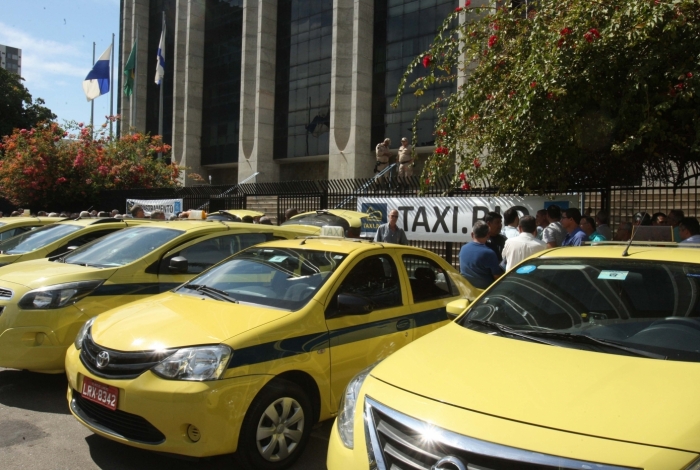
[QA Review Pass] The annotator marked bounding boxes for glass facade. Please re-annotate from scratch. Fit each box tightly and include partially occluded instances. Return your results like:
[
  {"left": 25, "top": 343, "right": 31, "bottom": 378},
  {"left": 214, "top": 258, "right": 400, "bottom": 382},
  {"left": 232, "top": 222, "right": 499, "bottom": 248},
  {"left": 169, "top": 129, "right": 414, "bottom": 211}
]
[
  {"left": 372, "top": 0, "right": 457, "bottom": 149},
  {"left": 201, "top": 0, "right": 243, "bottom": 165},
  {"left": 145, "top": 1, "right": 175, "bottom": 146},
  {"left": 274, "top": 0, "right": 333, "bottom": 160}
]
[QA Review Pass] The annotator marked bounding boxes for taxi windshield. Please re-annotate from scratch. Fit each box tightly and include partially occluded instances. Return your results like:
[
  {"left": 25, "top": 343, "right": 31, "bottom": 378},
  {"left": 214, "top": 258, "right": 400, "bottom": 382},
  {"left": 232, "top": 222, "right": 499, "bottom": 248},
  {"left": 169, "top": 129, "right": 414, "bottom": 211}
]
[
  {"left": 0, "top": 224, "right": 82, "bottom": 254},
  {"left": 63, "top": 227, "right": 184, "bottom": 267},
  {"left": 460, "top": 258, "right": 700, "bottom": 362},
  {"left": 178, "top": 246, "right": 348, "bottom": 310}
]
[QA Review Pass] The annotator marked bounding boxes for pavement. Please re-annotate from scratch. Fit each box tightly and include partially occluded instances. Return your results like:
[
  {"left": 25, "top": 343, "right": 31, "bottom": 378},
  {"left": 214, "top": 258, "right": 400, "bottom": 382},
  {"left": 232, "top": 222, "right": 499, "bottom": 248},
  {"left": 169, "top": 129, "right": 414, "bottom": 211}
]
[{"left": 0, "top": 368, "right": 332, "bottom": 469}]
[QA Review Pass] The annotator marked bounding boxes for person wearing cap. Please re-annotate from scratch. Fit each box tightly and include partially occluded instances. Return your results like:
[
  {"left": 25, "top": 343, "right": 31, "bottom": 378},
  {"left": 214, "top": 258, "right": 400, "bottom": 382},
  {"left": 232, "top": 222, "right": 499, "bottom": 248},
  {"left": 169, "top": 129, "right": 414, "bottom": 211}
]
[
  {"left": 397, "top": 137, "right": 413, "bottom": 188},
  {"left": 374, "top": 138, "right": 392, "bottom": 188}
]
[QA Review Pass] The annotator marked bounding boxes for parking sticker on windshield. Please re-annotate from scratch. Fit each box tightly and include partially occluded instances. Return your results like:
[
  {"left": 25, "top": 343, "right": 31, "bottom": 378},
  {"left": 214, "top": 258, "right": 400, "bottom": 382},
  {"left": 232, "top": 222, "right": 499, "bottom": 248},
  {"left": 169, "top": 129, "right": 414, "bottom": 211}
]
[
  {"left": 598, "top": 270, "right": 628, "bottom": 281},
  {"left": 516, "top": 265, "right": 536, "bottom": 274},
  {"left": 268, "top": 256, "right": 288, "bottom": 263}
]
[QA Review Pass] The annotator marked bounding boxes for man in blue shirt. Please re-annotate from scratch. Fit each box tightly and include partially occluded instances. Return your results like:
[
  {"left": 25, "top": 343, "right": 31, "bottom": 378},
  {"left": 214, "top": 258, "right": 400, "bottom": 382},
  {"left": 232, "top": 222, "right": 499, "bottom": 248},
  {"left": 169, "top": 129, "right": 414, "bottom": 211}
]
[
  {"left": 561, "top": 208, "right": 587, "bottom": 246},
  {"left": 459, "top": 220, "right": 504, "bottom": 289}
]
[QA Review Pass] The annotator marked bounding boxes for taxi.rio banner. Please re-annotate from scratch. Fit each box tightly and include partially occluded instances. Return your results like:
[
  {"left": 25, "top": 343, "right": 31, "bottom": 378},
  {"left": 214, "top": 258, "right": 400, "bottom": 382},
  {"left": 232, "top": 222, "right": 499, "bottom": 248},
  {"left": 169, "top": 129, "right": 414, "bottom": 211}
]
[{"left": 358, "top": 195, "right": 580, "bottom": 242}]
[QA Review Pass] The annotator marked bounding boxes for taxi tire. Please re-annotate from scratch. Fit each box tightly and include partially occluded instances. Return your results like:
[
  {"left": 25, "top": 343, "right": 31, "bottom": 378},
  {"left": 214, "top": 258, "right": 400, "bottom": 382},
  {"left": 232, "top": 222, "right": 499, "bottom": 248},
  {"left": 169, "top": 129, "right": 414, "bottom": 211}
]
[{"left": 237, "top": 378, "right": 313, "bottom": 470}]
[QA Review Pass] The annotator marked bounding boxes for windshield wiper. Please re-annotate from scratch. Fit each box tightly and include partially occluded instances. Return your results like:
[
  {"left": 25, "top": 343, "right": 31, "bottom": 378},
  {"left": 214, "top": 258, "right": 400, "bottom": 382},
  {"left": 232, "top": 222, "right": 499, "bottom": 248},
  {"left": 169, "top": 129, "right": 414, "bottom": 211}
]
[
  {"left": 184, "top": 284, "right": 238, "bottom": 303},
  {"left": 466, "top": 319, "right": 666, "bottom": 359}
]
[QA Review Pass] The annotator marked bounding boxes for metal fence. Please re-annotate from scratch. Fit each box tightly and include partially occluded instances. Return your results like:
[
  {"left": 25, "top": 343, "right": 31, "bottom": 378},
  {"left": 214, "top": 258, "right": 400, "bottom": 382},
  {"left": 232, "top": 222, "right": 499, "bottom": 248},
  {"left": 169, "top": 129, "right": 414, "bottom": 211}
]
[{"left": 97, "top": 178, "right": 699, "bottom": 265}]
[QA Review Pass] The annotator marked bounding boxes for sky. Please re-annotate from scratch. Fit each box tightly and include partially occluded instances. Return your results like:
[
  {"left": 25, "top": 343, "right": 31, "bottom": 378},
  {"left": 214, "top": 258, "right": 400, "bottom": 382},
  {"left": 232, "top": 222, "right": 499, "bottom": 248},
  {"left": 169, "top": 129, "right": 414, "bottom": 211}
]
[{"left": 1, "top": 0, "right": 120, "bottom": 127}]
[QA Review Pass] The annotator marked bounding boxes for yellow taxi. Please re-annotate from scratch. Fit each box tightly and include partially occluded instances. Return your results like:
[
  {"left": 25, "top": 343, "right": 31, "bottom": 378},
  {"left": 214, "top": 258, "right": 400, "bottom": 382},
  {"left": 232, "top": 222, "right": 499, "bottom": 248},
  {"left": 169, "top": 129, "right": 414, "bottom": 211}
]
[
  {"left": 65, "top": 235, "right": 477, "bottom": 468},
  {"left": 282, "top": 209, "right": 370, "bottom": 238},
  {"left": 207, "top": 209, "right": 265, "bottom": 221},
  {"left": 328, "top": 244, "right": 700, "bottom": 470},
  {"left": 0, "top": 217, "right": 149, "bottom": 267},
  {"left": 0, "top": 221, "right": 315, "bottom": 373},
  {"left": 0, "top": 216, "right": 59, "bottom": 241}
]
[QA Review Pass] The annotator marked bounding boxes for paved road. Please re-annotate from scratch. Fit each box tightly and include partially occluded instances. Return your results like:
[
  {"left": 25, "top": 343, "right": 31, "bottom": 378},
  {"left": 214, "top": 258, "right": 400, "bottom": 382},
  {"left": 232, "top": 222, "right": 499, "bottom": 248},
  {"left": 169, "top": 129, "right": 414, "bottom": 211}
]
[{"left": 0, "top": 368, "right": 332, "bottom": 469}]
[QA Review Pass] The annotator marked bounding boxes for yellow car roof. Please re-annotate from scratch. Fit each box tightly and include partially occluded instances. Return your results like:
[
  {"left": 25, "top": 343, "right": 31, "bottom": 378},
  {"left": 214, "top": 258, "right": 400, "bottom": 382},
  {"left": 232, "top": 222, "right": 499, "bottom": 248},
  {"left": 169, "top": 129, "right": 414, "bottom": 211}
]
[
  {"left": 54, "top": 217, "right": 152, "bottom": 228},
  {"left": 251, "top": 237, "right": 387, "bottom": 255},
  {"left": 538, "top": 243, "right": 700, "bottom": 263},
  {"left": 0, "top": 217, "right": 58, "bottom": 227}
]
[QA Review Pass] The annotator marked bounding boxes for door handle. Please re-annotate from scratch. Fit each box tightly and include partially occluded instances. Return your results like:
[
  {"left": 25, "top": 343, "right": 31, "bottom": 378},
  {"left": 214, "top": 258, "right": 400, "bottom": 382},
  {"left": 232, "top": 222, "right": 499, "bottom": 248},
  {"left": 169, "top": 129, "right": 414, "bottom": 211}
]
[{"left": 396, "top": 319, "right": 410, "bottom": 331}]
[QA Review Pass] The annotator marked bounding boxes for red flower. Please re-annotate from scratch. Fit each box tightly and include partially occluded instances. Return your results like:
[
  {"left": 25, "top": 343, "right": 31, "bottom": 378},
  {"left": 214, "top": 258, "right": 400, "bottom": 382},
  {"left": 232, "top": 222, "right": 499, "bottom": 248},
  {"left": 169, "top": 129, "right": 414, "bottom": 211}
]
[
  {"left": 488, "top": 35, "right": 498, "bottom": 48},
  {"left": 560, "top": 27, "right": 572, "bottom": 36},
  {"left": 436, "top": 147, "right": 450, "bottom": 155},
  {"left": 675, "top": 83, "right": 684, "bottom": 90},
  {"left": 687, "top": 72, "right": 694, "bottom": 78},
  {"left": 469, "top": 114, "right": 479, "bottom": 121},
  {"left": 461, "top": 182, "right": 470, "bottom": 190},
  {"left": 547, "top": 92, "right": 554, "bottom": 100},
  {"left": 557, "top": 38, "right": 565, "bottom": 48},
  {"left": 584, "top": 28, "right": 600, "bottom": 43},
  {"left": 425, "top": 178, "right": 431, "bottom": 185},
  {"left": 491, "top": 22, "right": 500, "bottom": 31},
  {"left": 465, "top": 0, "right": 471, "bottom": 6},
  {"left": 509, "top": 90, "right": 516, "bottom": 98},
  {"left": 56, "top": 177, "right": 67, "bottom": 184},
  {"left": 530, "top": 81, "right": 537, "bottom": 88},
  {"left": 422, "top": 54, "right": 432, "bottom": 68},
  {"left": 473, "top": 158, "right": 481, "bottom": 168},
  {"left": 20, "top": 129, "right": 27, "bottom": 135},
  {"left": 455, "top": 6, "right": 463, "bottom": 12},
  {"left": 487, "top": 94, "right": 493, "bottom": 100},
  {"left": 78, "top": 122, "right": 84, "bottom": 128},
  {"left": 459, "top": 172, "right": 466, "bottom": 181}
]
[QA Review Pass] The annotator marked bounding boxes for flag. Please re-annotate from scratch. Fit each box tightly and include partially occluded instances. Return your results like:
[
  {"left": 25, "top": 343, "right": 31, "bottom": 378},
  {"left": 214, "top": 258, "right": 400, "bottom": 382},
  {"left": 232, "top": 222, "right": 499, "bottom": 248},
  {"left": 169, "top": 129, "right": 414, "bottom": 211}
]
[
  {"left": 154, "top": 26, "right": 165, "bottom": 85},
  {"left": 123, "top": 39, "right": 137, "bottom": 97},
  {"left": 82, "top": 45, "right": 111, "bottom": 101}
]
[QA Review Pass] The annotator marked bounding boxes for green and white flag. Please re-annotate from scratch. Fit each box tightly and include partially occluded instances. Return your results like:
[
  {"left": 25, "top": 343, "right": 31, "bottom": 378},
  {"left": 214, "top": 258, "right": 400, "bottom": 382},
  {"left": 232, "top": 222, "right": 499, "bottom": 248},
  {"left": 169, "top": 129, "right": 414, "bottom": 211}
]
[{"left": 123, "top": 39, "right": 137, "bottom": 96}]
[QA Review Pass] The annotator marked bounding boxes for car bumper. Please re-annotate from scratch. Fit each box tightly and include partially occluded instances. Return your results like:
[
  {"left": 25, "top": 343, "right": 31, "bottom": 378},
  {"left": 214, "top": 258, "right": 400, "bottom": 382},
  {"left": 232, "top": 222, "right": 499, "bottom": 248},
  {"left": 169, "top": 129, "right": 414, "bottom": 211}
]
[
  {"left": 65, "top": 345, "right": 272, "bottom": 457},
  {"left": 327, "top": 376, "right": 700, "bottom": 470}
]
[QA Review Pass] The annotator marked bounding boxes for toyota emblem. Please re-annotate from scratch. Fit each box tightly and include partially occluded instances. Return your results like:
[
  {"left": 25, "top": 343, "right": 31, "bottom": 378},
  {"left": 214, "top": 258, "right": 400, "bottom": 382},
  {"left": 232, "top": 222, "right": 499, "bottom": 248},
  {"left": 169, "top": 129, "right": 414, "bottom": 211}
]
[
  {"left": 432, "top": 456, "right": 467, "bottom": 470},
  {"left": 95, "top": 351, "right": 110, "bottom": 369}
]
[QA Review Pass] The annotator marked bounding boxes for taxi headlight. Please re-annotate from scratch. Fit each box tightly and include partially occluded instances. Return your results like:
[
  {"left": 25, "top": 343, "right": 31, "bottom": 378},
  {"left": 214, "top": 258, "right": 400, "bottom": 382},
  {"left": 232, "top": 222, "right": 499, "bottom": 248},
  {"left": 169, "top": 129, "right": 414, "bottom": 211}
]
[
  {"left": 74, "top": 318, "right": 94, "bottom": 350},
  {"left": 18, "top": 280, "right": 105, "bottom": 310},
  {"left": 337, "top": 363, "right": 377, "bottom": 449},
  {"left": 152, "top": 345, "right": 232, "bottom": 381}
]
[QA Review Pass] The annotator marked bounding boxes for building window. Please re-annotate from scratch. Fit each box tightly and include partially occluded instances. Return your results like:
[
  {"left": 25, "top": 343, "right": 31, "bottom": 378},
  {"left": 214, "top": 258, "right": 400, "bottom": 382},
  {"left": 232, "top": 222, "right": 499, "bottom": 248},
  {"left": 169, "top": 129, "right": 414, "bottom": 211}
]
[
  {"left": 372, "top": 0, "right": 457, "bottom": 149},
  {"left": 274, "top": 0, "right": 333, "bottom": 159}
]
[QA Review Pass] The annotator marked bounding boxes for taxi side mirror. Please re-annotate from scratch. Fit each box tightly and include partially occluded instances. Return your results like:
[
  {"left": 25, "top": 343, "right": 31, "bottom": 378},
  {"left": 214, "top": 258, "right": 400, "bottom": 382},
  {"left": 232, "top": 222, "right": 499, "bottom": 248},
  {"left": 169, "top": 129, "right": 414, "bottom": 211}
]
[
  {"left": 168, "top": 256, "right": 189, "bottom": 274},
  {"left": 336, "top": 293, "right": 374, "bottom": 316},
  {"left": 446, "top": 298, "right": 470, "bottom": 320}
]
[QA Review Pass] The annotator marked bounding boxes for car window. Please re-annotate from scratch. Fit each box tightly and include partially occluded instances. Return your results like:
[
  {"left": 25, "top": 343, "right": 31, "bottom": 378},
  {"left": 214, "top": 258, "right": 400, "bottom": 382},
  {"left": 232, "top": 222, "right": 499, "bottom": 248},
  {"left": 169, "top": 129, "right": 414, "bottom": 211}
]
[
  {"left": 0, "top": 226, "right": 33, "bottom": 241},
  {"left": 402, "top": 254, "right": 455, "bottom": 303},
  {"left": 63, "top": 227, "right": 184, "bottom": 267},
  {"left": 0, "top": 224, "right": 83, "bottom": 254},
  {"left": 162, "top": 233, "right": 272, "bottom": 275},
  {"left": 461, "top": 258, "right": 700, "bottom": 361},
  {"left": 326, "top": 254, "right": 402, "bottom": 316},
  {"left": 46, "top": 228, "right": 123, "bottom": 258},
  {"left": 176, "top": 246, "right": 347, "bottom": 310}
]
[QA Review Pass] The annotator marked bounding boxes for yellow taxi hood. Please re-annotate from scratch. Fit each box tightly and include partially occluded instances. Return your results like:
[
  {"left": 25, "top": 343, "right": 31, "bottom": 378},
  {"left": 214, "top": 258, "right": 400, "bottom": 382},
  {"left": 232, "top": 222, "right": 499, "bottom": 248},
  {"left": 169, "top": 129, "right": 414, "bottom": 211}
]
[
  {"left": 371, "top": 322, "right": 700, "bottom": 453},
  {"left": 0, "top": 259, "right": 115, "bottom": 289},
  {"left": 90, "top": 292, "right": 291, "bottom": 351},
  {"left": 0, "top": 253, "right": 22, "bottom": 265}
]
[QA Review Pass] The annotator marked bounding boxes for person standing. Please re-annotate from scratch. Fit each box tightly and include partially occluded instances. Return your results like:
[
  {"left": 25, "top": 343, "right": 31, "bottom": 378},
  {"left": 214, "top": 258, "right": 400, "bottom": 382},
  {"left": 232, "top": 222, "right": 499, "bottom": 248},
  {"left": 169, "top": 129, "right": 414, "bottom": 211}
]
[
  {"left": 542, "top": 205, "right": 566, "bottom": 248},
  {"left": 679, "top": 217, "right": 700, "bottom": 244},
  {"left": 501, "top": 207, "right": 520, "bottom": 239},
  {"left": 535, "top": 209, "right": 548, "bottom": 240},
  {"left": 561, "top": 208, "right": 587, "bottom": 246},
  {"left": 502, "top": 215, "right": 547, "bottom": 271},
  {"left": 374, "top": 209, "right": 408, "bottom": 245},
  {"left": 484, "top": 212, "right": 506, "bottom": 262},
  {"left": 396, "top": 137, "right": 413, "bottom": 188},
  {"left": 580, "top": 216, "right": 606, "bottom": 242},
  {"left": 130, "top": 205, "right": 145, "bottom": 218},
  {"left": 374, "top": 138, "right": 392, "bottom": 187},
  {"left": 594, "top": 210, "right": 612, "bottom": 241},
  {"left": 459, "top": 220, "right": 504, "bottom": 289},
  {"left": 668, "top": 209, "right": 685, "bottom": 242}
]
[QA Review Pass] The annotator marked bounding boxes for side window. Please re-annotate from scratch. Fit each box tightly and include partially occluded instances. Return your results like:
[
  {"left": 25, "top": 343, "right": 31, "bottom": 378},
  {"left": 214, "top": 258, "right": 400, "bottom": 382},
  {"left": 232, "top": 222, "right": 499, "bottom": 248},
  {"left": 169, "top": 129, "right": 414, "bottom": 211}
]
[
  {"left": 165, "top": 233, "right": 270, "bottom": 274},
  {"left": 326, "top": 254, "right": 402, "bottom": 316},
  {"left": 46, "top": 229, "right": 120, "bottom": 258},
  {"left": 402, "top": 255, "right": 454, "bottom": 303},
  {"left": 0, "top": 227, "right": 31, "bottom": 241}
]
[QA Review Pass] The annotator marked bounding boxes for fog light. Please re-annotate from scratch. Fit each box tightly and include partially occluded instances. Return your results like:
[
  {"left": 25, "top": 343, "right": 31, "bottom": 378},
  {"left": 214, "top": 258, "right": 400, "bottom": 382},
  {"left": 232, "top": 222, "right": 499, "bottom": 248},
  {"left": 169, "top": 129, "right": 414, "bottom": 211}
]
[{"left": 187, "top": 424, "right": 201, "bottom": 442}]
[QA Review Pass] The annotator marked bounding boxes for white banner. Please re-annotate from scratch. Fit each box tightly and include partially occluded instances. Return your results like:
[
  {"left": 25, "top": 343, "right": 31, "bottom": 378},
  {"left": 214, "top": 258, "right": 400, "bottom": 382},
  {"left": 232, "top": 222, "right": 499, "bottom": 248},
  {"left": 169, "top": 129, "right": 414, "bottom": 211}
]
[
  {"left": 126, "top": 198, "right": 183, "bottom": 219},
  {"left": 358, "top": 195, "right": 581, "bottom": 242}
]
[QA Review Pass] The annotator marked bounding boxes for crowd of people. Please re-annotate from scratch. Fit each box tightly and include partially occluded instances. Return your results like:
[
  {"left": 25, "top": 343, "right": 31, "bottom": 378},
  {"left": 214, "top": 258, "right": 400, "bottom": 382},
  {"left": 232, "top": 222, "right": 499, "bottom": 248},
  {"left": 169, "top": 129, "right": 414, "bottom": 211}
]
[{"left": 459, "top": 206, "right": 700, "bottom": 290}]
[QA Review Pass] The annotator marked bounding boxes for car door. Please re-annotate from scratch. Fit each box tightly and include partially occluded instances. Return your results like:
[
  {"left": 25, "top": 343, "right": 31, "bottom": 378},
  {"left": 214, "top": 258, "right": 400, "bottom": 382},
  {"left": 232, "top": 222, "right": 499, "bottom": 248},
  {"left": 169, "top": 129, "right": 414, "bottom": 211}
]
[
  {"left": 157, "top": 231, "right": 274, "bottom": 290},
  {"left": 323, "top": 252, "right": 412, "bottom": 408},
  {"left": 399, "top": 252, "right": 457, "bottom": 338}
]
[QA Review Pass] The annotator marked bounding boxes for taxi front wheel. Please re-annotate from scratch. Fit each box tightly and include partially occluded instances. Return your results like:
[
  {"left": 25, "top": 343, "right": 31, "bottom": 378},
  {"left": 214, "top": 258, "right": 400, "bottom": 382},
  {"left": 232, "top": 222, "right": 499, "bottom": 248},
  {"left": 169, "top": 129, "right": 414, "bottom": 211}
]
[{"left": 237, "top": 379, "right": 313, "bottom": 470}]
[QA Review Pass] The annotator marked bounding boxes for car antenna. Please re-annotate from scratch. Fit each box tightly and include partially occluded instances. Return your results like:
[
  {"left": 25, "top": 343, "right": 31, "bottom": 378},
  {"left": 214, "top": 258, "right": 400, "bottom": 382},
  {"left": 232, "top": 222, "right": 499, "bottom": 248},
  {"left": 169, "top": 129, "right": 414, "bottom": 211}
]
[{"left": 621, "top": 221, "right": 640, "bottom": 257}]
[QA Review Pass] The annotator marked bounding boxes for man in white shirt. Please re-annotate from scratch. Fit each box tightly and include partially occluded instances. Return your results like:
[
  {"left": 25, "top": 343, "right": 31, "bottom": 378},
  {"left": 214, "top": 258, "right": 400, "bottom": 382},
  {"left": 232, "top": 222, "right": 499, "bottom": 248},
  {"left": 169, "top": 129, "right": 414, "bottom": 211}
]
[
  {"left": 501, "top": 207, "right": 520, "bottom": 239},
  {"left": 542, "top": 204, "right": 567, "bottom": 248},
  {"left": 502, "top": 215, "right": 547, "bottom": 271}
]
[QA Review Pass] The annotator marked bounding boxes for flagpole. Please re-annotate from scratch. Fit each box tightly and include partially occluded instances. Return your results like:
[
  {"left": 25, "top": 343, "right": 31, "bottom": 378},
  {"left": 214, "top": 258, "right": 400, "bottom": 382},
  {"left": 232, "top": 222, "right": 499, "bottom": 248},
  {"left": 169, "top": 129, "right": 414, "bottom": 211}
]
[
  {"left": 110, "top": 33, "right": 115, "bottom": 138},
  {"left": 158, "top": 11, "right": 165, "bottom": 160},
  {"left": 91, "top": 42, "right": 95, "bottom": 136}
]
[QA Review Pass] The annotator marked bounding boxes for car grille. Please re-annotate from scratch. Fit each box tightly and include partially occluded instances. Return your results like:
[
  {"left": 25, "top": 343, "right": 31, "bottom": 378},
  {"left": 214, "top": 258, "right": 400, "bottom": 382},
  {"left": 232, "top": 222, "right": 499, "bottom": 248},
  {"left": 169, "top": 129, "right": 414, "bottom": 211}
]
[
  {"left": 71, "top": 391, "right": 165, "bottom": 444},
  {"left": 364, "top": 396, "right": 636, "bottom": 470},
  {"left": 80, "top": 332, "right": 175, "bottom": 379},
  {"left": 0, "top": 287, "right": 13, "bottom": 299}
]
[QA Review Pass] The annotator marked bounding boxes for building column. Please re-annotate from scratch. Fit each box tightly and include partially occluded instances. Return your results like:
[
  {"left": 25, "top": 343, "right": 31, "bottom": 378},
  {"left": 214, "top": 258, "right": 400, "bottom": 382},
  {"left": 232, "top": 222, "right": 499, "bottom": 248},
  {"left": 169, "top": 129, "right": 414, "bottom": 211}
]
[
  {"left": 120, "top": 0, "right": 133, "bottom": 130},
  {"left": 131, "top": 0, "right": 149, "bottom": 133},
  {"left": 238, "top": 0, "right": 278, "bottom": 183},
  {"left": 170, "top": 0, "right": 188, "bottom": 166},
  {"left": 328, "top": 0, "right": 374, "bottom": 179},
  {"left": 179, "top": 0, "right": 206, "bottom": 185}
]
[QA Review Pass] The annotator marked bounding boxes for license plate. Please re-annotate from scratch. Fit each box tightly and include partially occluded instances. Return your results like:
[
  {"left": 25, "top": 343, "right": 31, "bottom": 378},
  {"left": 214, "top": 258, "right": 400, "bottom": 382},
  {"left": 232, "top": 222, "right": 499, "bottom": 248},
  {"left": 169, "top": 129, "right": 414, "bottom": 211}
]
[{"left": 81, "top": 376, "right": 118, "bottom": 411}]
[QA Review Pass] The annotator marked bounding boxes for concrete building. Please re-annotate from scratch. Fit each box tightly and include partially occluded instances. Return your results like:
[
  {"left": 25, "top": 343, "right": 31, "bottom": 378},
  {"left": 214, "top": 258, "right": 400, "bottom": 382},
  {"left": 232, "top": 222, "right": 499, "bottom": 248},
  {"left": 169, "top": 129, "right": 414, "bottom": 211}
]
[
  {"left": 118, "top": 0, "right": 463, "bottom": 185},
  {"left": 0, "top": 44, "right": 22, "bottom": 77}
]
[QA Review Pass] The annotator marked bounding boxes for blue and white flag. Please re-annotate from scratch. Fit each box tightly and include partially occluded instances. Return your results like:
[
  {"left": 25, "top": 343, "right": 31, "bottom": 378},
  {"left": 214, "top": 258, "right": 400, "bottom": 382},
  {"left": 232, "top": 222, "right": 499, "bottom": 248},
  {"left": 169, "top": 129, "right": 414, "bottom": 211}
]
[
  {"left": 154, "top": 27, "right": 165, "bottom": 85},
  {"left": 82, "top": 44, "right": 111, "bottom": 101}
]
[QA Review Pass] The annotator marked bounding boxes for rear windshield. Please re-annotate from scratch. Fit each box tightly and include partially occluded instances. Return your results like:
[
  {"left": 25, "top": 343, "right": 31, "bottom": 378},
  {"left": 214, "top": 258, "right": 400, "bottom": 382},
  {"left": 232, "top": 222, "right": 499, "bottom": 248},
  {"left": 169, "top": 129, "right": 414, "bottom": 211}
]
[
  {"left": 63, "top": 227, "right": 184, "bottom": 267},
  {"left": 0, "top": 224, "right": 82, "bottom": 254},
  {"left": 461, "top": 258, "right": 700, "bottom": 361}
]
